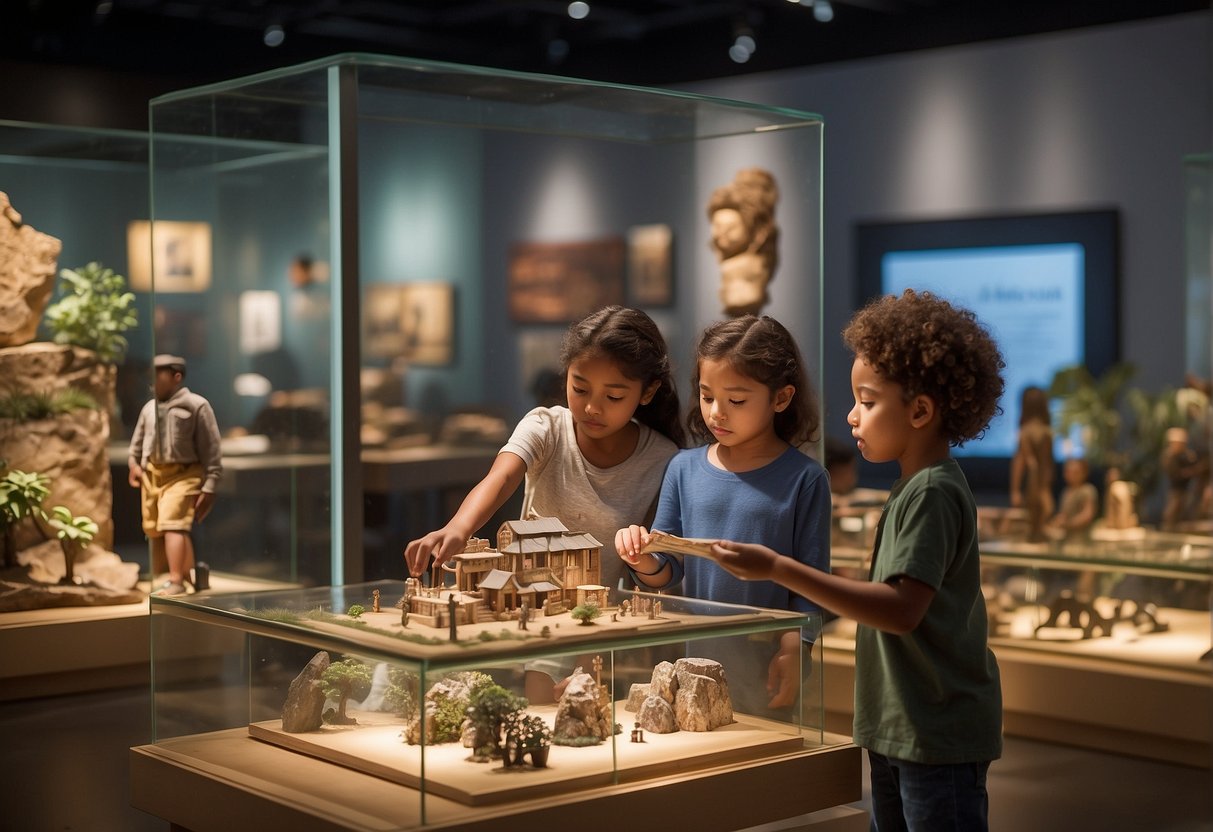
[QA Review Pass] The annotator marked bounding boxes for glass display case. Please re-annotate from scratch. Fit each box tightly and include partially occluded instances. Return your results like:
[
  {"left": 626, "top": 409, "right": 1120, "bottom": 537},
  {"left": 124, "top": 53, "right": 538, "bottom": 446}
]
[
  {"left": 136, "top": 580, "right": 853, "bottom": 829},
  {"left": 146, "top": 54, "right": 824, "bottom": 588},
  {"left": 977, "top": 534, "right": 1211, "bottom": 666}
]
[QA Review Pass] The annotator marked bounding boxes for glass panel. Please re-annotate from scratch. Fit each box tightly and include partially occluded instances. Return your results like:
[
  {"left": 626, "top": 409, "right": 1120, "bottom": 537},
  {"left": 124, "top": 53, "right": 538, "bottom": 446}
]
[
  {"left": 149, "top": 55, "right": 824, "bottom": 590},
  {"left": 150, "top": 582, "right": 826, "bottom": 825}
]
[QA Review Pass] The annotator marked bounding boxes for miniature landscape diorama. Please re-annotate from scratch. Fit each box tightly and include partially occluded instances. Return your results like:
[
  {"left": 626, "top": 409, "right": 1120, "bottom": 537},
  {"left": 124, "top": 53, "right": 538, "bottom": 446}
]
[
  {"left": 0, "top": 192, "right": 143, "bottom": 612},
  {"left": 161, "top": 520, "right": 815, "bottom": 804},
  {"left": 251, "top": 633, "right": 803, "bottom": 806}
]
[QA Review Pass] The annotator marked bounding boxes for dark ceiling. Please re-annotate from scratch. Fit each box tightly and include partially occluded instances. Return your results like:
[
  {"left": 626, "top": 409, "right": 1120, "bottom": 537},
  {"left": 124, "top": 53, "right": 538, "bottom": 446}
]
[{"left": 6, "top": 0, "right": 1209, "bottom": 88}]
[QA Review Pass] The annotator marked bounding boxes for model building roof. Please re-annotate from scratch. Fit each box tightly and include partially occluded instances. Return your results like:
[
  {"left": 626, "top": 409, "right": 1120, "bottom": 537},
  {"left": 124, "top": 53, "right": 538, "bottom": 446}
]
[
  {"left": 502, "top": 517, "right": 569, "bottom": 536},
  {"left": 499, "top": 531, "right": 602, "bottom": 555}
]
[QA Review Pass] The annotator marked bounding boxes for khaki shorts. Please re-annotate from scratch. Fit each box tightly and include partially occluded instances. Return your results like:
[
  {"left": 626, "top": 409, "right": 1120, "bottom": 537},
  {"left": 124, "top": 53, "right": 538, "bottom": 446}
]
[{"left": 141, "top": 461, "right": 203, "bottom": 537}]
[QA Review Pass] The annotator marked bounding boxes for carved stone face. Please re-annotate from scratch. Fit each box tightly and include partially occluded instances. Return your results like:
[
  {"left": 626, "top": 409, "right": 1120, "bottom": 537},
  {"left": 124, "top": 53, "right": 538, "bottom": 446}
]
[
  {"left": 710, "top": 207, "right": 750, "bottom": 260},
  {"left": 718, "top": 251, "right": 769, "bottom": 316}
]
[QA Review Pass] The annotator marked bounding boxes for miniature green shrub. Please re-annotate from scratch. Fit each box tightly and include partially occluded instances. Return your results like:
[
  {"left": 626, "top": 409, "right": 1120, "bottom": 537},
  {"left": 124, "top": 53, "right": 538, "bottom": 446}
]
[
  {"left": 43, "top": 262, "right": 138, "bottom": 363},
  {"left": 0, "top": 388, "right": 99, "bottom": 422}
]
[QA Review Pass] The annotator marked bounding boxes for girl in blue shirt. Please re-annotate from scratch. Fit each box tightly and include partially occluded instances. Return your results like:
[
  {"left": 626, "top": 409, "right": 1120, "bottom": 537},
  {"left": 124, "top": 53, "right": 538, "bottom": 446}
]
[{"left": 616, "top": 315, "right": 831, "bottom": 710}]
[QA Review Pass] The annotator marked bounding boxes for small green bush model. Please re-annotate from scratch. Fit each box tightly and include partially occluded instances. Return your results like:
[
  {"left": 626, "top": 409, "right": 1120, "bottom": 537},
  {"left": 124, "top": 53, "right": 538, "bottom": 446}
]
[{"left": 43, "top": 262, "right": 138, "bottom": 363}]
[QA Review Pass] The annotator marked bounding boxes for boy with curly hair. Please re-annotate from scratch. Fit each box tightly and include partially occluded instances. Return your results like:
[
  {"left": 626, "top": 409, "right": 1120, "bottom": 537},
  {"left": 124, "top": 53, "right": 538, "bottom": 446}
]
[{"left": 712, "top": 289, "right": 1005, "bottom": 831}]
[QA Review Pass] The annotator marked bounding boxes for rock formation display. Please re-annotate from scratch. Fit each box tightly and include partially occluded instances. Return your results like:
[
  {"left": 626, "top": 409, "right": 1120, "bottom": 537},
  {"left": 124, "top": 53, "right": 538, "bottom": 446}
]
[
  {"left": 553, "top": 670, "right": 614, "bottom": 742},
  {"left": 634, "top": 658, "right": 734, "bottom": 734},
  {"left": 282, "top": 651, "right": 331, "bottom": 732},
  {"left": 0, "top": 191, "right": 60, "bottom": 348}
]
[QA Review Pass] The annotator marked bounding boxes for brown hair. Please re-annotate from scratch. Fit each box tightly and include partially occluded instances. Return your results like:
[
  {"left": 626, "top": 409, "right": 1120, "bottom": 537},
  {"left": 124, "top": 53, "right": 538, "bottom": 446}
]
[
  {"left": 687, "top": 315, "right": 819, "bottom": 447},
  {"left": 842, "top": 289, "right": 1005, "bottom": 446},
  {"left": 561, "top": 306, "right": 685, "bottom": 448}
]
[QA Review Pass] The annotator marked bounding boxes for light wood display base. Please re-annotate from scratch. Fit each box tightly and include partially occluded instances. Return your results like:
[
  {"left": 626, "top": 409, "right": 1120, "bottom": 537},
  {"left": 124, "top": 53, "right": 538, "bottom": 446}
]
[
  {"left": 822, "top": 609, "right": 1212, "bottom": 768},
  {"left": 131, "top": 729, "right": 863, "bottom": 831},
  {"left": 0, "top": 573, "right": 299, "bottom": 701},
  {"left": 250, "top": 706, "right": 807, "bottom": 807}
]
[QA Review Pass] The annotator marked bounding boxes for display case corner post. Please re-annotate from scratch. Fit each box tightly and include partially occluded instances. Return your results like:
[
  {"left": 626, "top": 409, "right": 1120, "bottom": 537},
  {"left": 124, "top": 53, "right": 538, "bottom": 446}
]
[{"left": 329, "top": 62, "right": 364, "bottom": 584}]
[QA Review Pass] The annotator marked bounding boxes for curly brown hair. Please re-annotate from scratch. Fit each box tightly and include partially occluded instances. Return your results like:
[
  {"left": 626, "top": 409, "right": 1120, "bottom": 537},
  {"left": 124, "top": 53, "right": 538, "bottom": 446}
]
[
  {"left": 842, "top": 289, "right": 1005, "bottom": 446},
  {"left": 688, "top": 315, "right": 819, "bottom": 447}
]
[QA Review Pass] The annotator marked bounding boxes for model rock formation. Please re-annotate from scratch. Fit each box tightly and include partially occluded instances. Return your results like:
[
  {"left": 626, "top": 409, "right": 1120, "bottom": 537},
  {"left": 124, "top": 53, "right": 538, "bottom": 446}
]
[
  {"left": 0, "top": 191, "right": 60, "bottom": 347},
  {"left": 282, "top": 651, "right": 331, "bottom": 732},
  {"left": 0, "top": 347, "right": 116, "bottom": 550},
  {"left": 553, "top": 670, "right": 614, "bottom": 742},
  {"left": 0, "top": 194, "right": 134, "bottom": 611},
  {"left": 403, "top": 671, "right": 487, "bottom": 745},
  {"left": 633, "top": 658, "right": 734, "bottom": 734}
]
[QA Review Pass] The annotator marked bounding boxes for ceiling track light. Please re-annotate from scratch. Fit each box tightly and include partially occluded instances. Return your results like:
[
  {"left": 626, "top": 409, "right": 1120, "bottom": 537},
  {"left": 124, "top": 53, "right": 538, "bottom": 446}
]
[{"left": 263, "top": 24, "right": 285, "bottom": 47}]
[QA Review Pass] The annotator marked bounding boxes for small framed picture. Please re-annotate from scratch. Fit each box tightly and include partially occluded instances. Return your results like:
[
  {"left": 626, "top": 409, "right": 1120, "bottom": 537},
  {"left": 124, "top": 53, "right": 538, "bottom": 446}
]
[
  {"left": 508, "top": 237, "right": 625, "bottom": 323},
  {"left": 364, "top": 281, "right": 455, "bottom": 365},
  {"left": 127, "top": 220, "right": 212, "bottom": 293},
  {"left": 627, "top": 223, "right": 674, "bottom": 306}
]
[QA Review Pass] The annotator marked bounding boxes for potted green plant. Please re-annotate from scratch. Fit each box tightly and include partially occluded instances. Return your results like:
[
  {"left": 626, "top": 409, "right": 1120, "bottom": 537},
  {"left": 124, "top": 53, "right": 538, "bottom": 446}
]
[
  {"left": 1049, "top": 363, "right": 1183, "bottom": 501},
  {"left": 507, "top": 713, "right": 553, "bottom": 768}
]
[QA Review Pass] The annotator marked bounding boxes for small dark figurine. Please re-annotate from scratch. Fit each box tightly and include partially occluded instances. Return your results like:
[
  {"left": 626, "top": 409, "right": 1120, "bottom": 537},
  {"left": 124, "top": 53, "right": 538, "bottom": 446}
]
[{"left": 631, "top": 723, "right": 645, "bottom": 743}]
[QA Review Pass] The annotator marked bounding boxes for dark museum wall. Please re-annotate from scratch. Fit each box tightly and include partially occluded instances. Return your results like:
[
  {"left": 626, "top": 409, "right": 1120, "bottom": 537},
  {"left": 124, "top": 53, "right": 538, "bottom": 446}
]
[{"left": 683, "top": 12, "right": 1212, "bottom": 465}]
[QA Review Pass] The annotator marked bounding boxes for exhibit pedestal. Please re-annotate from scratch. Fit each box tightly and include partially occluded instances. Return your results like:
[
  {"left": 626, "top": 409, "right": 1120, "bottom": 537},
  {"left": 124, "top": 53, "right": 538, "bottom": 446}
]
[
  {"left": 0, "top": 573, "right": 299, "bottom": 702},
  {"left": 822, "top": 625, "right": 1212, "bottom": 768},
  {"left": 130, "top": 730, "right": 864, "bottom": 831}
]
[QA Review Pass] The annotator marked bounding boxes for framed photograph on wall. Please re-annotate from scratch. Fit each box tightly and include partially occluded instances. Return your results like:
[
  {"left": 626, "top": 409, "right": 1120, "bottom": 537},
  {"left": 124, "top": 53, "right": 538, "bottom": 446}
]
[
  {"left": 508, "top": 237, "right": 625, "bottom": 323},
  {"left": 626, "top": 223, "right": 674, "bottom": 306},
  {"left": 127, "top": 220, "right": 213, "bottom": 293},
  {"left": 364, "top": 281, "right": 455, "bottom": 365}
]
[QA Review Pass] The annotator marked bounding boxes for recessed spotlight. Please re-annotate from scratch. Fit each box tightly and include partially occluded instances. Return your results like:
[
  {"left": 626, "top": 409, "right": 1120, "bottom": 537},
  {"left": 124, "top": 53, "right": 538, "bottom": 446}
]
[
  {"left": 729, "top": 44, "right": 751, "bottom": 63},
  {"left": 567, "top": 1, "right": 589, "bottom": 20},
  {"left": 813, "top": 1, "right": 834, "bottom": 22},
  {"left": 263, "top": 24, "right": 285, "bottom": 47}
]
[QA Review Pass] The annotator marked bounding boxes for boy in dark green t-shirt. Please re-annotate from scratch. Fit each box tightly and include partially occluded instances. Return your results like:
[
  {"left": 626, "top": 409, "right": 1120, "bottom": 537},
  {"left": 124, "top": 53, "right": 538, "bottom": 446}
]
[{"left": 712, "top": 289, "right": 1006, "bottom": 831}]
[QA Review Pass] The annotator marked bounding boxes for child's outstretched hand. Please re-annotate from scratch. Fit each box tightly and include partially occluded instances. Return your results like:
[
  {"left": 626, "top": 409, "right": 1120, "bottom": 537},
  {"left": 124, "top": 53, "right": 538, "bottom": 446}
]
[
  {"left": 711, "top": 540, "right": 781, "bottom": 581},
  {"left": 405, "top": 526, "right": 470, "bottom": 577}
]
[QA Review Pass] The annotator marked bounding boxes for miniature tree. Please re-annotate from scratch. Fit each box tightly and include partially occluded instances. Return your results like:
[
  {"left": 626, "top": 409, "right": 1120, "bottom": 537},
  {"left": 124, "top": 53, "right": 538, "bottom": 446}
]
[
  {"left": 505, "top": 713, "right": 553, "bottom": 766},
  {"left": 465, "top": 683, "right": 527, "bottom": 761},
  {"left": 347, "top": 603, "right": 366, "bottom": 620},
  {"left": 320, "top": 659, "right": 374, "bottom": 725},
  {"left": 384, "top": 666, "right": 418, "bottom": 720},
  {"left": 0, "top": 469, "right": 51, "bottom": 568},
  {"left": 43, "top": 262, "right": 138, "bottom": 363},
  {"left": 42, "top": 505, "right": 98, "bottom": 584},
  {"left": 570, "top": 602, "right": 602, "bottom": 626}
]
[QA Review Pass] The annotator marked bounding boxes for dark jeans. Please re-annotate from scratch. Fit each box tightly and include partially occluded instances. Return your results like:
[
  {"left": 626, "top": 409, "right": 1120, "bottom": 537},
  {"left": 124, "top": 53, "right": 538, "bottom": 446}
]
[{"left": 868, "top": 751, "right": 991, "bottom": 832}]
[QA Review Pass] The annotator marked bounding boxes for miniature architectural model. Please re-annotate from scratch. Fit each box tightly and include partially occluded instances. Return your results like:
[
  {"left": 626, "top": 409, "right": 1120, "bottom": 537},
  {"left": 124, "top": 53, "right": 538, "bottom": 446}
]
[{"left": 404, "top": 516, "right": 606, "bottom": 626}]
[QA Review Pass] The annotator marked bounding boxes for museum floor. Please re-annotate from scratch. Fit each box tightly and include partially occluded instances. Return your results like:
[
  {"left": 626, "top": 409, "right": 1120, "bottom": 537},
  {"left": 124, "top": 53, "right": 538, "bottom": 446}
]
[{"left": 0, "top": 684, "right": 1209, "bottom": 831}]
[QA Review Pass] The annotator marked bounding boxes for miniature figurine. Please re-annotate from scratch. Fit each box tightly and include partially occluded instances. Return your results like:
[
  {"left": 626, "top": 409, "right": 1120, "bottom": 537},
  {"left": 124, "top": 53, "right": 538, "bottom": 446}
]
[
  {"left": 372, "top": 588, "right": 381, "bottom": 613},
  {"left": 1009, "top": 386, "right": 1055, "bottom": 543},
  {"left": 1101, "top": 466, "right": 1139, "bottom": 531},
  {"left": 128, "top": 354, "right": 223, "bottom": 596},
  {"left": 1049, "top": 457, "right": 1098, "bottom": 542},
  {"left": 1161, "top": 427, "right": 1207, "bottom": 530},
  {"left": 707, "top": 168, "right": 780, "bottom": 317},
  {"left": 518, "top": 599, "right": 529, "bottom": 631},
  {"left": 447, "top": 592, "right": 458, "bottom": 641},
  {"left": 631, "top": 722, "right": 645, "bottom": 743}
]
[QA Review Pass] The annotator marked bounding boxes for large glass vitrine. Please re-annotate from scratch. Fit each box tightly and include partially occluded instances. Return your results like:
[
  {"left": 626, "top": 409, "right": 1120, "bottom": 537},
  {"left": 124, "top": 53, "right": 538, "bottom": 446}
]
[{"left": 147, "top": 54, "right": 825, "bottom": 588}]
